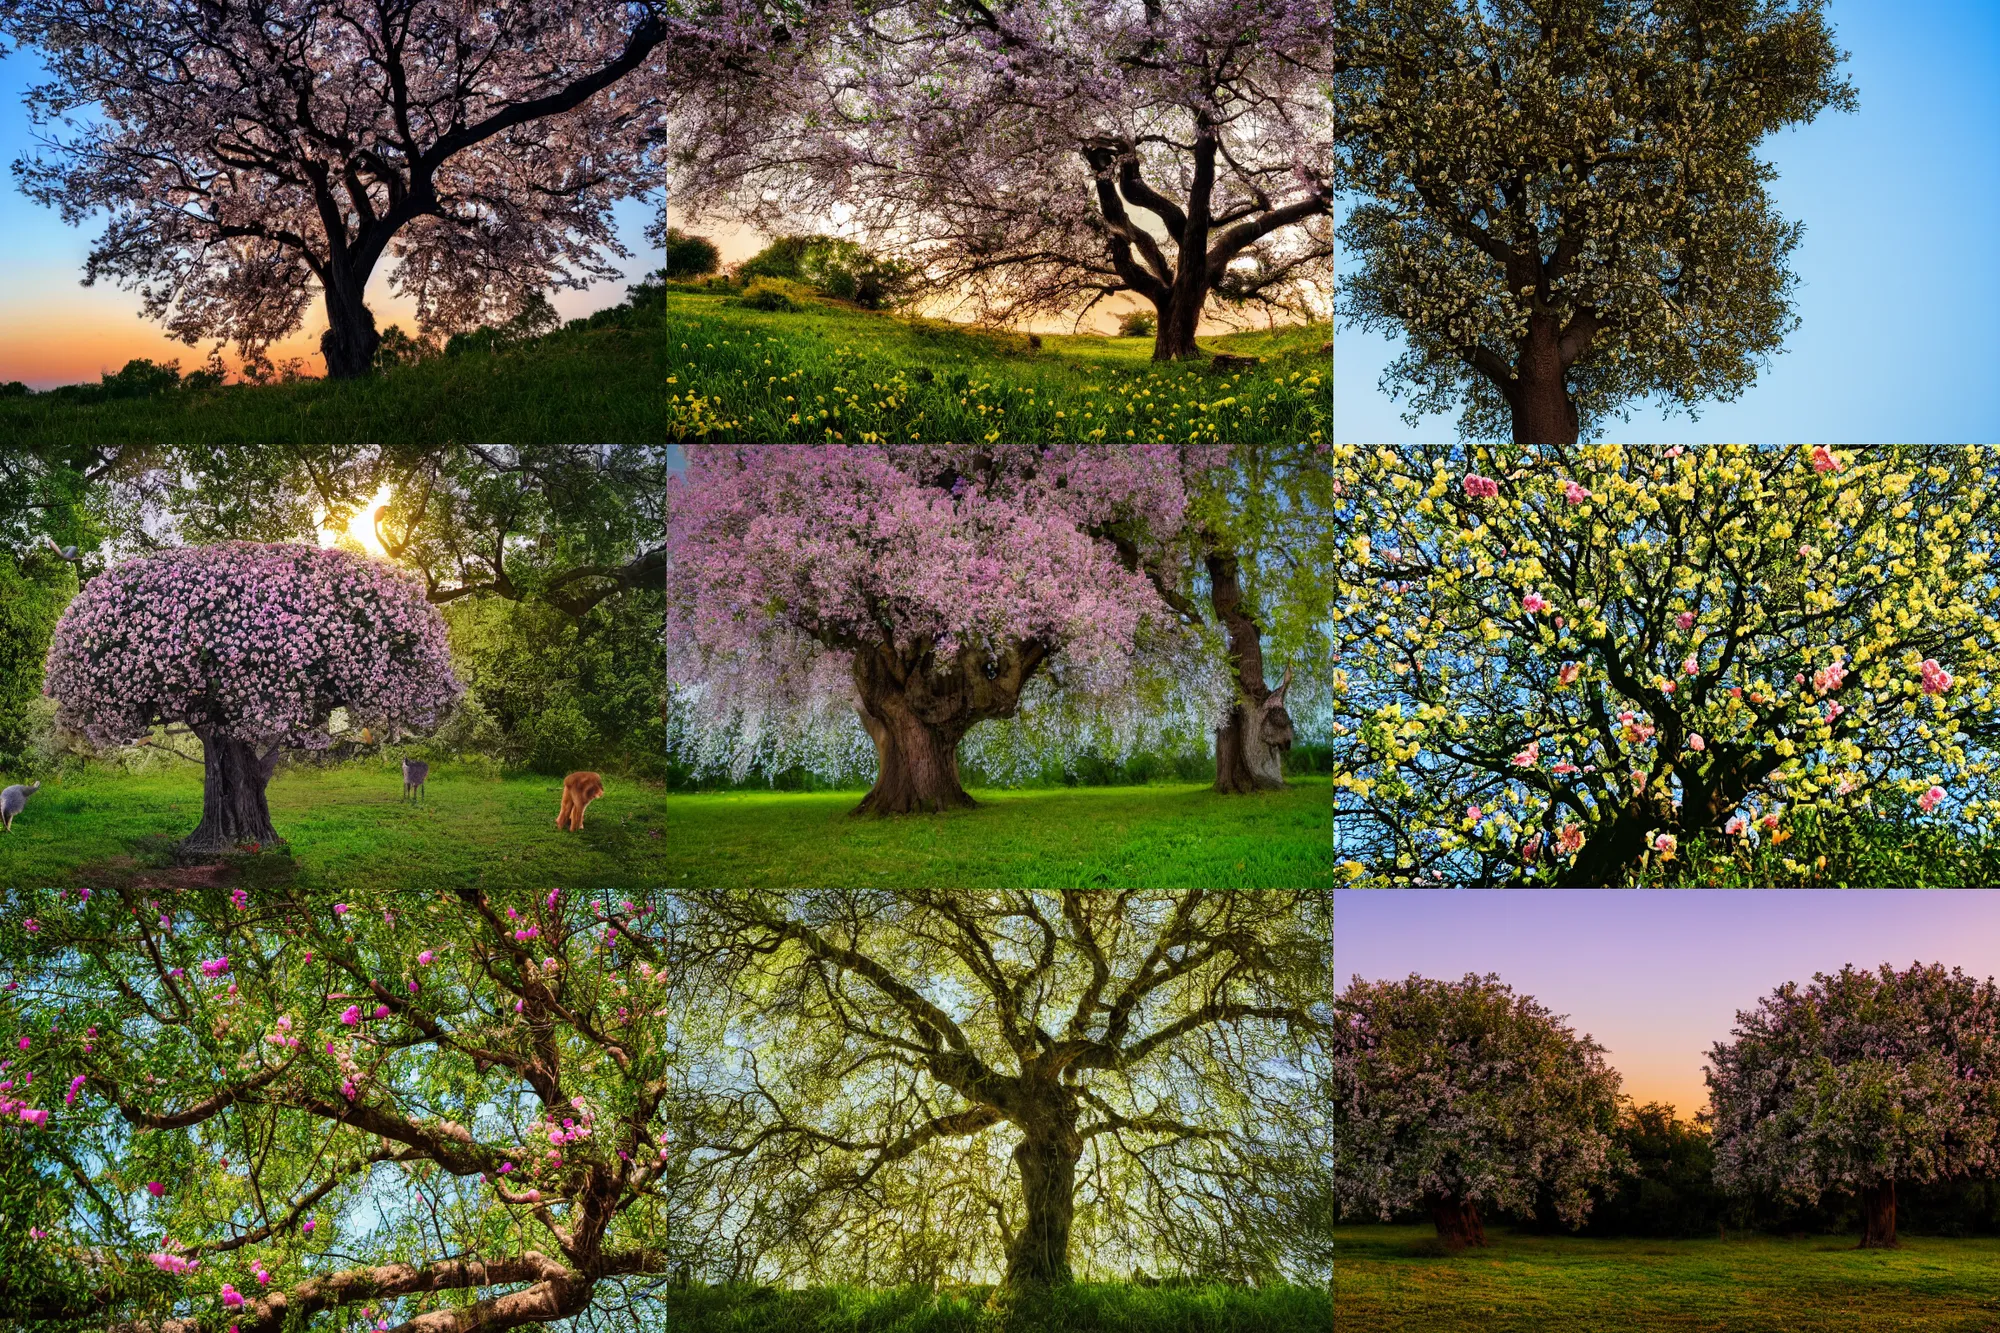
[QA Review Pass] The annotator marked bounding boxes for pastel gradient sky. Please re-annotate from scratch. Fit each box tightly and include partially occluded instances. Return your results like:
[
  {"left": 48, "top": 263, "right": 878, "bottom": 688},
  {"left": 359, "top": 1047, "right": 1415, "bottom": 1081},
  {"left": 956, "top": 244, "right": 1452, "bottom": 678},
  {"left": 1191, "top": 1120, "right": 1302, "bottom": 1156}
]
[
  {"left": 1334, "top": 0, "right": 2000, "bottom": 443},
  {"left": 1334, "top": 890, "right": 2000, "bottom": 1118}
]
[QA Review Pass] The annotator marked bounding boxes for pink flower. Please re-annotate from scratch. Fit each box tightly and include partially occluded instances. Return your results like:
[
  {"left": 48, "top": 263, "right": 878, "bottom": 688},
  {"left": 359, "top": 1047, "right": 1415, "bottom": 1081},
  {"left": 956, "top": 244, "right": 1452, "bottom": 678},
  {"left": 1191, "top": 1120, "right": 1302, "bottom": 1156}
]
[
  {"left": 373, "top": 1005, "right": 390, "bottom": 1019},
  {"left": 1552, "top": 762, "right": 1579, "bottom": 775},
  {"left": 1810, "top": 445, "right": 1843, "bottom": 474},
  {"left": 1920, "top": 659, "right": 1954, "bottom": 695},
  {"left": 1826, "top": 701, "right": 1845, "bottom": 721},
  {"left": 199, "top": 957, "right": 230, "bottom": 978},
  {"left": 498, "top": 1162, "right": 514, "bottom": 1174},
  {"left": 1462, "top": 473, "right": 1499, "bottom": 500},
  {"left": 1521, "top": 592, "right": 1548, "bottom": 614},
  {"left": 221, "top": 1285, "right": 245, "bottom": 1309},
  {"left": 1760, "top": 813, "right": 1780, "bottom": 830},
  {"left": 1467, "top": 805, "right": 1482, "bottom": 822},
  {"left": 417, "top": 950, "right": 434, "bottom": 965},
  {"left": 1665, "top": 446, "right": 1685, "bottom": 459},
  {"left": 342, "top": 1080, "right": 358, "bottom": 1100},
  {"left": 302, "top": 1219, "right": 316, "bottom": 1234},
  {"left": 333, "top": 903, "right": 350, "bottom": 916},
  {"left": 23, "top": 918, "right": 37, "bottom": 934},
  {"left": 1557, "top": 662, "right": 1580, "bottom": 686},
  {"left": 66, "top": 1074, "right": 86, "bottom": 1105},
  {"left": 1725, "top": 816, "right": 1747, "bottom": 836},
  {"left": 1683, "top": 656, "right": 1698, "bottom": 677},
  {"left": 1813, "top": 662, "right": 1847, "bottom": 694},
  {"left": 229, "top": 889, "right": 249, "bottom": 910},
  {"left": 1522, "top": 834, "right": 1542, "bottom": 863},
  {"left": 1675, "top": 611, "right": 1695, "bottom": 631},
  {"left": 1919, "top": 786, "right": 1947, "bottom": 814},
  {"left": 16, "top": 1037, "right": 27, "bottom": 1051},
  {"left": 1511, "top": 740, "right": 1540, "bottom": 768},
  {"left": 340, "top": 1006, "right": 361, "bottom": 1026},
  {"left": 1557, "top": 824, "right": 1585, "bottom": 856},
  {"left": 1563, "top": 480, "right": 1589, "bottom": 505},
  {"left": 1631, "top": 771, "right": 1648, "bottom": 794},
  {"left": 1687, "top": 734, "right": 1706, "bottom": 752},
  {"left": 1653, "top": 833, "right": 1677, "bottom": 855},
  {"left": 408, "top": 980, "right": 419, "bottom": 994},
  {"left": 1661, "top": 681, "right": 1675, "bottom": 694},
  {"left": 147, "top": 1182, "right": 165, "bottom": 1197}
]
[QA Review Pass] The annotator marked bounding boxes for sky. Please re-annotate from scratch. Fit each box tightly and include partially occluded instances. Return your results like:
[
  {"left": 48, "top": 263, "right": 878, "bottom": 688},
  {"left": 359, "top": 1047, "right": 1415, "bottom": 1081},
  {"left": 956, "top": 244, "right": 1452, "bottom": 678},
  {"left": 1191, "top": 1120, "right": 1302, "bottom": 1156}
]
[
  {"left": 1334, "top": 0, "right": 2000, "bottom": 444},
  {"left": 1333, "top": 889, "right": 2000, "bottom": 1117}
]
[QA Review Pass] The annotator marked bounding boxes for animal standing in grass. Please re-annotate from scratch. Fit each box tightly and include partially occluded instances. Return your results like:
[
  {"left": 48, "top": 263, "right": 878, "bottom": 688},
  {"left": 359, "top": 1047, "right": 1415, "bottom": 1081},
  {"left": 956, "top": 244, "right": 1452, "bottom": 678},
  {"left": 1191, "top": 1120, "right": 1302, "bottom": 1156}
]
[
  {"left": 43, "top": 542, "right": 461, "bottom": 856},
  {"left": 1, "top": 781, "right": 39, "bottom": 832},
  {"left": 401, "top": 758, "right": 429, "bottom": 804},
  {"left": 557, "top": 771, "right": 603, "bottom": 831}
]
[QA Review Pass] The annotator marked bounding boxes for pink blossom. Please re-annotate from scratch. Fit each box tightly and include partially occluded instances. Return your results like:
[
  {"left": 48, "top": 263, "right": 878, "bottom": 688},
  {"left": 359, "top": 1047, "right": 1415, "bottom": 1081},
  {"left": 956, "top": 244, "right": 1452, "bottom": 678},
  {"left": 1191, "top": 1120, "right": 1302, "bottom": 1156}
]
[
  {"left": 417, "top": 950, "right": 434, "bottom": 965},
  {"left": 1467, "top": 805, "right": 1482, "bottom": 822},
  {"left": 1675, "top": 611, "right": 1696, "bottom": 631},
  {"left": 342, "top": 1080, "right": 358, "bottom": 1100},
  {"left": 199, "top": 957, "right": 230, "bottom": 978},
  {"left": 1522, "top": 834, "right": 1542, "bottom": 863},
  {"left": 1810, "top": 445, "right": 1843, "bottom": 474},
  {"left": 302, "top": 1219, "right": 316, "bottom": 1234},
  {"left": 373, "top": 1004, "right": 390, "bottom": 1019},
  {"left": 1687, "top": 734, "right": 1706, "bottom": 752},
  {"left": 1556, "top": 825, "right": 1585, "bottom": 856},
  {"left": 23, "top": 918, "right": 37, "bottom": 935},
  {"left": 340, "top": 1006, "right": 361, "bottom": 1025},
  {"left": 1920, "top": 659, "right": 1954, "bottom": 695},
  {"left": 229, "top": 889, "right": 249, "bottom": 910},
  {"left": 408, "top": 980, "right": 419, "bottom": 994},
  {"left": 1683, "top": 657, "right": 1698, "bottom": 677},
  {"left": 1725, "top": 816, "right": 1747, "bottom": 836},
  {"left": 1521, "top": 592, "right": 1548, "bottom": 614},
  {"left": 1552, "top": 762, "right": 1579, "bottom": 775},
  {"left": 221, "top": 1286, "right": 244, "bottom": 1309},
  {"left": 66, "top": 1074, "right": 86, "bottom": 1105},
  {"left": 147, "top": 1182, "right": 165, "bottom": 1197},
  {"left": 1813, "top": 662, "right": 1848, "bottom": 694},
  {"left": 1653, "top": 833, "right": 1677, "bottom": 855},
  {"left": 1556, "top": 662, "right": 1580, "bottom": 686},
  {"left": 1511, "top": 740, "right": 1540, "bottom": 768},
  {"left": 333, "top": 903, "right": 350, "bottom": 916},
  {"left": 1562, "top": 480, "right": 1588, "bottom": 505},
  {"left": 1462, "top": 474, "right": 1500, "bottom": 500},
  {"left": 1632, "top": 771, "right": 1648, "bottom": 794},
  {"left": 1919, "top": 786, "right": 1947, "bottom": 814}
]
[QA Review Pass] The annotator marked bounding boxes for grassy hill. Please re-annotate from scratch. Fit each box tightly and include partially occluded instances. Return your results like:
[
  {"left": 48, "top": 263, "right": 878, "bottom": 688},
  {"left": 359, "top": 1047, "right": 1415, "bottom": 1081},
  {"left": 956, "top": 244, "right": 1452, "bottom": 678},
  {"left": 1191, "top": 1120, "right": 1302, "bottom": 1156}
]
[{"left": 0, "top": 286, "right": 1328, "bottom": 445}]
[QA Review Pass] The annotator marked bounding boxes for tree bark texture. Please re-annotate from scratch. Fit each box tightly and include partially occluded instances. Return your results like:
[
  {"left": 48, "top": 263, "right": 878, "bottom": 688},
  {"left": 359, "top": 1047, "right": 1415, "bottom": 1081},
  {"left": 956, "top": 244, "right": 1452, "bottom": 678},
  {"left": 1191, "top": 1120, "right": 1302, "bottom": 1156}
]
[
  {"left": 1206, "top": 550, "right": 1292, "bottom": 793},
  {"left": 1005, "top": 1125, "right": 1084, "bottom": 1285},
  {"left": 850, "top": 637, "right": 1050, "bottom": 816},
  {"left": 1426, "top": 1193, "right": 1487, "bottom": 1250},
  {"left": 182, "top": 732, "right": 283, "bottom": 856},
  {"left": 320, "top": 278, "right": 382, "bottom": 380},
  {"left": 1860, "top": 1179, "right": 1897, "bottom": 1248}
]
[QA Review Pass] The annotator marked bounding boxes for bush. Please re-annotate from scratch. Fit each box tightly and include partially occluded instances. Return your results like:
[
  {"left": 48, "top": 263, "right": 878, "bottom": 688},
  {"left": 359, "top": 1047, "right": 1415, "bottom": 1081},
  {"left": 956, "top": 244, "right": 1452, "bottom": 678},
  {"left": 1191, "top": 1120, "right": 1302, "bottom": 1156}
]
[
  {"left": 1118, "top": 310, "right": 1157, "bottom": 338},
  {"left": 738, "top": 234, "right": 914, "bottom": 309},
  {"left": 0, "top": 556, "right": 72, "bottom": 767},
  {"left": 664, "top": 228, "right": 722, "bottom": 279},
  {"left": 1640, "top": 792, "right": 2000, "bottom": 888},
  {"left": 518, "top": 698, "right": 601, "bottom": 776},
  {"left": 737, "top": 280, "right": 803, "bottom": 313},
  {"left": 444, "top": 291, "right": 562, "bottom": 356},
  {"left": 372, "top": 323, "right": 439, "bottom": 371}
]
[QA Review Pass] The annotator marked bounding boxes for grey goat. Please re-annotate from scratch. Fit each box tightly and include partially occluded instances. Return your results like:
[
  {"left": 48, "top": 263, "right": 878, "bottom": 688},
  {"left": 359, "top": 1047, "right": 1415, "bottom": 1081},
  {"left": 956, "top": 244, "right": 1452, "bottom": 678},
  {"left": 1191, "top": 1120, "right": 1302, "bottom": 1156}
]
[
  {"left": 1, "top": 781, "right": 40, "bottom": 832},
  {"left": 402, "top": 759, "right": 429, "bottom": 804}
]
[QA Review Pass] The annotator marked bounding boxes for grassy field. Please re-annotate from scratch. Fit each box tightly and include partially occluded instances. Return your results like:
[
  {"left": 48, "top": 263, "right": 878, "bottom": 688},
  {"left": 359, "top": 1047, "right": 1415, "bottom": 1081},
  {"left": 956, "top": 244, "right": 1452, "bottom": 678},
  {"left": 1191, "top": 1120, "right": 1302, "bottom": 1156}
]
[
  {"left": 0, "top": 765, "right": 1330, "bottom": 890},
  {"left": 1336, "top": 1225, "right": 2000, "bottom": 1332},
  {"left": 660, "top": 777, "right": 1332, "bottom": 888},
  {"left": 0, "top": 289, "right": 1327, "bottom": 445},
  {"left": 0, "top": 763, "right": 670, "bottom": 892},
  {"left": 660, "top": 1282, "right": 1331, "bottom": 1333}
]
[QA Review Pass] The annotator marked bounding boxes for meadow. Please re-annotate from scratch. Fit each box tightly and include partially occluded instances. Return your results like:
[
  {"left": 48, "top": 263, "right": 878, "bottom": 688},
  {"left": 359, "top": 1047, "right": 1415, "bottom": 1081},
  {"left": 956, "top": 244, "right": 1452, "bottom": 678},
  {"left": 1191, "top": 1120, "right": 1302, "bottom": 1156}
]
[
  {"left": 659, "top": 1282, "right": 1331, "bottom": 1333},
  {"left": 0, "top": 287, "right": 1328, "bottom": 445},
  {"left": 1335, "top": 1225, "right": 2000, "bottom": 1332},
  {"left": 0, "top": 762, "right": 670, "bottom": 891},
  {"left": 660, "top": 777, "right": 1333, "bottom": 889}
]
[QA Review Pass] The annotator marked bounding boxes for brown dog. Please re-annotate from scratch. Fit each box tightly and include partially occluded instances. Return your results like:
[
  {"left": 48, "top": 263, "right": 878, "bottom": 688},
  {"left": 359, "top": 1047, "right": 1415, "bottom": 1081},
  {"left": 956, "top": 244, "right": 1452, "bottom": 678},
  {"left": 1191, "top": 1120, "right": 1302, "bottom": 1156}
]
[{"left": 556, "top": 771, "right": 604, "bottom": 831}]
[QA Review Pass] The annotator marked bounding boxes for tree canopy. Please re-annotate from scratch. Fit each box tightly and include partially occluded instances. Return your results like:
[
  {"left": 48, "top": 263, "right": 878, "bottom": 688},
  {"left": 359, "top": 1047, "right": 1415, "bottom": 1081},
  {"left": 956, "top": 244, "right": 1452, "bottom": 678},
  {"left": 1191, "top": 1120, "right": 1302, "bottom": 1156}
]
[{"left": 1328, "top": 0, "right": 1853, "bottom": 442}]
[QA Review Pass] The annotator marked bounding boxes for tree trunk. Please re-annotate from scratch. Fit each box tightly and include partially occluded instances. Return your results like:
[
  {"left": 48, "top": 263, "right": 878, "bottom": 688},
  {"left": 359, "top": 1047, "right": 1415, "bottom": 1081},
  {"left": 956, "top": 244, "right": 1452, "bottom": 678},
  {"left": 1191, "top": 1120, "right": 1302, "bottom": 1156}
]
[
  {"left": 852, "top": 694, "right": 974, "bottom": 816},
  {"left": 1005, "top": 1129, "right": 1083, "bottom": 1286},
  {"left": 182, "top": 733, "right": 283, "bottom": 857},
  {"left": 1510, "top": 318, "right": 1580, "bottom": 445},
  {"left": 320, "top": 273, "right": 382, "bottom": 380},
  {"left": 1859, "top": 1180, "right": 1897, "bottom": 1248},
  {"left": 1151, "top": 286, "right": 1206, "bottom": 361},
  {"left": 1206, "top": 550, "right": 1288, "bottom": 793},
  {"left": 1425, "top": 1193, "right": 1487, "bottom": 1250}
]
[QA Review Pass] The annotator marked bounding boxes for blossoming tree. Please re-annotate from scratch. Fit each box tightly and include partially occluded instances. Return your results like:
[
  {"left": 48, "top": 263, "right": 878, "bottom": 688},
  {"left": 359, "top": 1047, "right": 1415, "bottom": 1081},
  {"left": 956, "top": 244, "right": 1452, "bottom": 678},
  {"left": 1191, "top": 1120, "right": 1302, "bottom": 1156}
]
[
  {"left": 663, "top": 445, "right": 1229, "bottom": 814},
  {"left": 1327, "top": 0, "right": 1853, "bottom": 442},
  {"left": 1332, "top": 972, "right": 1623, "bottom": 1249},
  {"left": 1707, "top": 962, "right": 2000, "bottom": 1248},
  {"left": 2, "top": 1, "right": 798, "bottom": 377},
  {"left": 1327, "top": 445, "right": 2000, "bottom": 886},
  {"left": 690, "top": 0, "right": 1332, "bottom": 361},
  {"left": 43, "top": 543, "right": 461, "bottom": 855},
  {"left": 0, "top": 883, "right": 695, "bottom": 1331}
]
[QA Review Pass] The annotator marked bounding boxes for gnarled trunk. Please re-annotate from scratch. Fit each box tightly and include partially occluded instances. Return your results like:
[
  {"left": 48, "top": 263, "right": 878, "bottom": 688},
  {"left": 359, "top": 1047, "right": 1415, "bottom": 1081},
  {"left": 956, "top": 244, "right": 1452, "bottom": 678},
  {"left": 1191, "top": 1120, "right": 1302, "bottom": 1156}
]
[
  {"left": 1425, "top": 1193, "right": 1487, "bottom": 1250},
  {"left": 320, "top": 275, "right": 382, "bottom": 380},
  {"left": 1859, "top": 1179, "right": 1897, "bottom": 1248},
  {"left": 1206, "top": 550, "right": 1290, "bottom": 793},
  {"left": 1510, "top": 317, "right": 1580, "bottom": 445},
  {"left": 1150, "top": 284, "right": 1206, "bottom": 361},
  {"left": 182, "top": 732, "right": 283, "bottom": 856},
  {"left": 1005, "top": 1125, "right": 1083, "bottom": 1286},
  {"left": 853, "top": 695, "right": 974, "bottom": 816},
  {"left": 849, "top": 638, "right": 1050, "bottom": 816}
]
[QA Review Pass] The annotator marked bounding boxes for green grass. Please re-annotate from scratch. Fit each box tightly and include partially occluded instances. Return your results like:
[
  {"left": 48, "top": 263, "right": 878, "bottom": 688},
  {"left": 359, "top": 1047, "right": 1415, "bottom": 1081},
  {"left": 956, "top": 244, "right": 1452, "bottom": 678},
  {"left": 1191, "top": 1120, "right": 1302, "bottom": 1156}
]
[
  {"left": 659, "top": 1282, "right": 1330, "bottom": 1333},
  {"left": 1335, "top": 1225, "right": 2000, "bottom": 1332},
  {"left": 0, "top": 292, "right": 1326, "bottom": 445},
  {"left": 659, "top": 777, "right": 1332, "bottom": 888},
  {"left": 0, "top": 763, "right": 670, "bottom": 892}
]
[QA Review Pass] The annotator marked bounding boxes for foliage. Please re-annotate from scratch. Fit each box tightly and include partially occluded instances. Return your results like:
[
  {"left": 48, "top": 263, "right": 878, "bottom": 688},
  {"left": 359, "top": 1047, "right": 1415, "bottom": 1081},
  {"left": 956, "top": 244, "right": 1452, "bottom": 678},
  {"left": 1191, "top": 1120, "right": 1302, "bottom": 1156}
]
[
  {"left": 662, "top": 445, "right": 1231, "bottom": 797},
  {"left": 0, "top": 764, "right": 671, "bottom": 892},
  {"left": 1633, "top": 794, "right": 2000, "bottom": 888},
  {"left": 1332, "top": 1226, "right": 2000, "bottom": 1333},
  {"left": 1326, "top": 445, "right": 2000, "bottom": 887},
  {"left": 44, "top": 542, "right": 461, "bottom": 754},
  {"left": 1118, "top": 312, "right": 1157, "bottom": 339},
  {"left": 739, "top": 280, "right": 805, "bottom": 312},
  {"left": 665, "top": 229, "right": 724, "bottom": 280},
  {"left": 663, "top": 891, "right": 1331, "bottom": 1287},
  {"left": 693, "top": 2, "right": 1332, "bottom": 358},
  {"left": 737, "top": 235, "right": 915, "bottom": 309},
  {"left": 0, "top": 0, "right": 791, "bottom": 374},
  {"left": 659, "top": 1281, "right": 1333, "bottom": 1333},
  {"left": 1328, "top": 0, "right": 1855, "bottom": 441},
  {"left": 1332, "top": 973, "right": 1624, "bottom": 1228},
  {"left": 1706, "top": 963, "right": 2000, "bottom": 1208},
  {"left": 655, "top": 779, "right": 1333, "bottom": 889},
  {"left": 0, "top": 554, "right": 74, "bottom": 766}
]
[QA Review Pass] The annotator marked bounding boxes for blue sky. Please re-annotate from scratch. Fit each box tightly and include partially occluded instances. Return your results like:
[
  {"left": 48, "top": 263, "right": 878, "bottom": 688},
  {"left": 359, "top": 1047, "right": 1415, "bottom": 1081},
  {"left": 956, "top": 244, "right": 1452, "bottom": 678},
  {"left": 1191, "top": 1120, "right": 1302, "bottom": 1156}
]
[
  {"left": 1334, "top": 0, "right": 2000, "bottom": 444},
  {"left": 1335, "top": 889, "right": 2000, "bottom": 1117}
]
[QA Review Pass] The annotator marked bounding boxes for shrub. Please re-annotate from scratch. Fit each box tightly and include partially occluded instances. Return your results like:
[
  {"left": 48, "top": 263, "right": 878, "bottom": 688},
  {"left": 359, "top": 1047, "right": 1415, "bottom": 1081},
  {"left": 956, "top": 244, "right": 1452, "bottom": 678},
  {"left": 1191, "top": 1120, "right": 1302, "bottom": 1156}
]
[
  {"left": 738, "top": 234, "right": 914, "bottom": 309},
  {"left": 1118, "top": 309, "right": 1157, "bottom": 338},
  {"left": 664, "top": 227, "right": 722, "bottom": 279},
  {"left": 372, "top": 323, "right": 439, "bottom": 371},
  {"left": 736, "top": 279, "right": 805, "bottom": 312}
]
